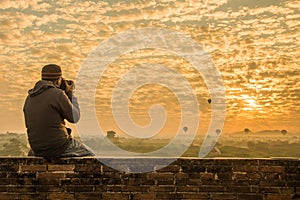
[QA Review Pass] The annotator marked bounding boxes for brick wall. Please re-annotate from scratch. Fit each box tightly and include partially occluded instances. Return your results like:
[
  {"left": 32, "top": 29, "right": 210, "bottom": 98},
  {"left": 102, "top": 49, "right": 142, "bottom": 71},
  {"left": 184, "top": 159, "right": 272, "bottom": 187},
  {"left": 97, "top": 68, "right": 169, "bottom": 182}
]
[{"left": 0, "top": 157, "right": 299, "bottom": 200}]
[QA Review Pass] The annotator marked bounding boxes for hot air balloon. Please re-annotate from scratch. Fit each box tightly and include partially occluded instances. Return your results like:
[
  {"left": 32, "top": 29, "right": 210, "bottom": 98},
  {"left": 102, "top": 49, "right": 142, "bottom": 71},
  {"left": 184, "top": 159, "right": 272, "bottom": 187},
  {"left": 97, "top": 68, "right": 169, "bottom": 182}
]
[
  {"left": 215, "top": 129, "right": 221, "bottom": 135},
  {"left": 183, "top": 126, "right": 188, "bottom": 133},
  {"left": 208, "top": 99, "right": 212, "bottom": 104}
]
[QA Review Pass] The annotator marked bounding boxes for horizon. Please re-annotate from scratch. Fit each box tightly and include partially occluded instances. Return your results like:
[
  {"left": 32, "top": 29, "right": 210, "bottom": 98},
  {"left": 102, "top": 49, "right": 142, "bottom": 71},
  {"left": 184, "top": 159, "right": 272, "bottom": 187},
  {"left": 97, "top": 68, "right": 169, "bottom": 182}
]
[{"left": 0, "top": 0, "right": 299, "bottom": 138}]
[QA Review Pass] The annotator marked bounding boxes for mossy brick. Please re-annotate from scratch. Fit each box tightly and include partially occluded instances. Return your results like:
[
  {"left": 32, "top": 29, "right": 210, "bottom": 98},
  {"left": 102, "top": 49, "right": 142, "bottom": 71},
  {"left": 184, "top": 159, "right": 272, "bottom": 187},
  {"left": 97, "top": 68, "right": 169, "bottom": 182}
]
[
  {"left": 47, "top": 164, "right": 75, "bottom": 171},
  {"left": 19, "top": 165, "right": 47, "bottom": 172},
  {"left": 47, "top": 192, "right": 74, "bottom": 200}
]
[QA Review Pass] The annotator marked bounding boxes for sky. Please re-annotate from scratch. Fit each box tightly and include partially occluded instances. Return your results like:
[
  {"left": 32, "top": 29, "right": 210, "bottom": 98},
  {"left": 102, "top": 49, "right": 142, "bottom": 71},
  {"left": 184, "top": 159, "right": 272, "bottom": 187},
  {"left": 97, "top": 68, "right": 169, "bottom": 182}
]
[{"left": 0, "top": 0, "right": 299, "bottom": 137}]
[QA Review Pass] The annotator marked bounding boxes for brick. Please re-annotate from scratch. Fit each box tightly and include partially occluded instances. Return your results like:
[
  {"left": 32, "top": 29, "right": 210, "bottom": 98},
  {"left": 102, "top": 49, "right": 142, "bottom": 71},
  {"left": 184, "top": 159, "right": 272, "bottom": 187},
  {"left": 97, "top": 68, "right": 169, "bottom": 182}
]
[
  {"left": 232, "top": 172, "right": 247, "bottom": 180},
  {"left": 0, "top": 165, "right": 19, "bottom": 172},
  {"left": 210, "top": 193, "right": 236, "bottom": 200},
  {"left": 198, "top": 185, "right": 225, "bottom": 192},
  {"left": 19, "top": 165, "right": 47, "bottom": 172},
  {"left": 47, "top": 193, "right": 74, "bottom": 200},
  {"left": 183, "top": 193, "right": 210, "bottom": 199},
  {"left": 156, "top": 193, "right": 183, "bottom": 199},
  {"left": 296, "top": 187, "right": 300, "bottom": 195},
  {"left": 147, "top": 172, "right": 174, "bottom": 180},
  {"left": 6, "top": 185, "right": 36, "bottom": 193},
  {"left": 233, "top": 165, "right": 258, "bottom": 172},
  {"left": 149, "top": 185, "right": 175, "bottom": 192},
  {"left": 237, "top": 193, "right": 263, "bottom": 200},
  {"left": 188, "top": 178, "right": 202, "bottom": 186},
  {"left": 259, "top": 166, "right": 284, "bottom": 173},
  {"left": 177, "top": 186, "right": 198, "bottom": 193},
  {"left": 0, "top": 178, "right": 10, "bottom": 185},
  {"left": 122, "top": 185, "right": 149, "bottom": 192},
  {"left": 47, "top": 164, "right": 75, "bottom": 172},
  {"left": 0, "top": 193, "right": 19, "bottom": 200},
  {"left": 133, "top": 193, "right": 156, "bottom": 199},
  {"left": 66, "top": 185, "right": 94, "bottom": 192},
  {"left": 247, "top": 172, "right": 262, "bottom": 179},
  {"left": 260, "top": 187, "right": 282, "bottom": 193},
  {"left": 74, "top": 164, "right": 101, "bottom": 172},
  {"left": 36, "top": 185, "right": 63, "bottom": 192},
  {"left": 265, "top": 194, "right": 293, "bottom": 200},
  {"left": 155, "top": 164, "right": 181, "bottom": 173},
  {"left": 102, "top": 192, "right": 130, "bottom": 200},
  {"left": 37, "top": 172, "right": 66, "bottom": 179},
  {"left": 75, "top": 192, "right": 101, "bottom": 200},
  {"left": 19, "top": 193, "right": 47, "bottom": 200}
]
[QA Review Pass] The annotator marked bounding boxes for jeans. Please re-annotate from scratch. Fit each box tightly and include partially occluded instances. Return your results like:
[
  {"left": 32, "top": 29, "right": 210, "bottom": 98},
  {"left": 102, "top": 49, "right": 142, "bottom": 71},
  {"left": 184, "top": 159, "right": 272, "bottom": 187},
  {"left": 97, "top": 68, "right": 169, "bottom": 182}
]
[{"left": 28, "top": 138, "right": 95, "bottom": 157}]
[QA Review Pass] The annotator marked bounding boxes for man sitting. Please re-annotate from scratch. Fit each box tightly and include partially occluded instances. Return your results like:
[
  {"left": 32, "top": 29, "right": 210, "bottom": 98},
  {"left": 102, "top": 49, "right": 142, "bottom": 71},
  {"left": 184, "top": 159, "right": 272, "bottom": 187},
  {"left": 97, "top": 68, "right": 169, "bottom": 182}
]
[{"left": 23, "top": 64, "right": 94, "bottom": 159}]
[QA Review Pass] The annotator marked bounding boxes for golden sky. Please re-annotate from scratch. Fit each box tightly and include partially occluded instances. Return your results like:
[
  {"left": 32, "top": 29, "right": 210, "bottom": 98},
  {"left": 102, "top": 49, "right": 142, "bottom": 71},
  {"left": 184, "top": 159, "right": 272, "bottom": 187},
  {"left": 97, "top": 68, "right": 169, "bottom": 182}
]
[{"left": 0, "top": 0, "right": 299, "bottom": 136}]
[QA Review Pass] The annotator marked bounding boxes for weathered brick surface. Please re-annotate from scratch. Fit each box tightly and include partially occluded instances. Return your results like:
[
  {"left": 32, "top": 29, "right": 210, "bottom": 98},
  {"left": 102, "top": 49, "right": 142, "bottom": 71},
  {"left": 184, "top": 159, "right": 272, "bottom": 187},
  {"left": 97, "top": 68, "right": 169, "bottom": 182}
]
[{"left": 0, "top": 157, "right": 299, "bottom": 199}]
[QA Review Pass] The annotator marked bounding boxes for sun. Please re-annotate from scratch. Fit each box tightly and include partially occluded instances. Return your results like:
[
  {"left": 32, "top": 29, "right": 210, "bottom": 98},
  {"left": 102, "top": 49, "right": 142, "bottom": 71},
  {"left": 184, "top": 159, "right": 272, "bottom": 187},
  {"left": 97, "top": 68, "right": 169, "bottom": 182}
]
[
  {"left": 240, "top": 95, "right": 258, "bottom": 111},
  {"left": 246, "top": 99, "right": 257, "bottom": 107}
]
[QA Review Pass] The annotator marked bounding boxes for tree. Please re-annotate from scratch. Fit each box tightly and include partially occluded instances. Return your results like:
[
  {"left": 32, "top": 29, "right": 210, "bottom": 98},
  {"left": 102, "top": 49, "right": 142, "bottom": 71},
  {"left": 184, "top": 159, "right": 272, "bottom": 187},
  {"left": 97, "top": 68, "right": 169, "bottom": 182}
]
[
  {"left": 244, "top": 128, "right": 250, "bottom": 134},
  {"left": 106, "top": 130, "right": 117, "bottom": 139},
  {"left": 281, "top": 129, "right": 287, "bottom": 135}
]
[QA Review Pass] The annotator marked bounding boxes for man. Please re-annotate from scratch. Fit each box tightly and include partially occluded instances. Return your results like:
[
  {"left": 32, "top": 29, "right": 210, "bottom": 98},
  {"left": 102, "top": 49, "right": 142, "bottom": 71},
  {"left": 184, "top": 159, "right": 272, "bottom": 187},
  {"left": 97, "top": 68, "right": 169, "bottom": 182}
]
[{"left": 23, "top": 64, "right": 94, "bottom": 159}]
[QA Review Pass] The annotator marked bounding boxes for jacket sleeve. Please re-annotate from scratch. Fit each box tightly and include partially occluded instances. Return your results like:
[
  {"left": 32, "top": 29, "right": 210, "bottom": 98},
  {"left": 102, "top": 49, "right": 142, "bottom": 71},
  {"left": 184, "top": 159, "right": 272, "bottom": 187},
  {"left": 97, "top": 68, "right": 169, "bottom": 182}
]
[{"left": 58, "top": 91, "right": 80, "bottom": 123}]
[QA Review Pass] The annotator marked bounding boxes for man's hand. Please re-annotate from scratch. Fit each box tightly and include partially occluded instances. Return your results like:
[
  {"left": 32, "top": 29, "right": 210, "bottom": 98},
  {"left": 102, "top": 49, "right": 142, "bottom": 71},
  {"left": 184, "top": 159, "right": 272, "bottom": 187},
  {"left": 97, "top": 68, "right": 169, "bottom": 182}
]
[{"left": 64, "top": 80, "right": 75, "bottom": 93}]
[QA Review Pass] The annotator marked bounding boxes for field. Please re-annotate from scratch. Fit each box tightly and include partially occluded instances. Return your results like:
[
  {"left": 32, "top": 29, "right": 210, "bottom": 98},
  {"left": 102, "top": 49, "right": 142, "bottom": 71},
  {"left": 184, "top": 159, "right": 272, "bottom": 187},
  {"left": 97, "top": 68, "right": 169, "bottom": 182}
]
[{"left": 1, "top": 130, "right": 299, "bottom": 158}]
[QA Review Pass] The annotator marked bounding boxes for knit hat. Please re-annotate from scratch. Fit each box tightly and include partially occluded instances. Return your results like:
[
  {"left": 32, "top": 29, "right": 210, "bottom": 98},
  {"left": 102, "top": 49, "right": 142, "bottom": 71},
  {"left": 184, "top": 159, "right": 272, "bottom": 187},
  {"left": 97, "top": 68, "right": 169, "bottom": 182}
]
[{"left": 41, "top": 64, "right": 62, "bottom": 80}]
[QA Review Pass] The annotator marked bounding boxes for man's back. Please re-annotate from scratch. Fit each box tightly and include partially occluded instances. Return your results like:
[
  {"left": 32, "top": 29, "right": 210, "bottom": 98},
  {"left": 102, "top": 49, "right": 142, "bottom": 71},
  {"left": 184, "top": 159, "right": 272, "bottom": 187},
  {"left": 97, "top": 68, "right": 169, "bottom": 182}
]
[{"left": 23, "top": 80, "right": 79, "bottom": 158}]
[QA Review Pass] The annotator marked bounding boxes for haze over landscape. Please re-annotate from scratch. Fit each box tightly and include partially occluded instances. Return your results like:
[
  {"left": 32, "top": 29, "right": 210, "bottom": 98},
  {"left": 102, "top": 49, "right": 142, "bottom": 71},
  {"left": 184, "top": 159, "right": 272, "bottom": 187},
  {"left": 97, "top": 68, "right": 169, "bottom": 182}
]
[{"left": 0, "top": 0, "right": 299, "bottom": 155}]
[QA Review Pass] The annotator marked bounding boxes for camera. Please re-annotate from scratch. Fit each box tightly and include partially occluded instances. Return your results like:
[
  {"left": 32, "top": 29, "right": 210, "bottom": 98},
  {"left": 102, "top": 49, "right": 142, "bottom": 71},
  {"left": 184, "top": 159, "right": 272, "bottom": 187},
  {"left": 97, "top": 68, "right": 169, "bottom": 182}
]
[{"left": 60, "top": 78, "right": 74, "bottom": 91}]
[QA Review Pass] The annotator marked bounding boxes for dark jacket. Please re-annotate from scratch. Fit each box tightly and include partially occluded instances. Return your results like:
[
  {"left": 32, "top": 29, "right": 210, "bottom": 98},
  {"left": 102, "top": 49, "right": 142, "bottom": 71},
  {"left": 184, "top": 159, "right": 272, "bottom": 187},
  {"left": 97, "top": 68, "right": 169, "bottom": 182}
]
[{"left": 23, "top": 80, "right": 80, "bottom": 158}]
